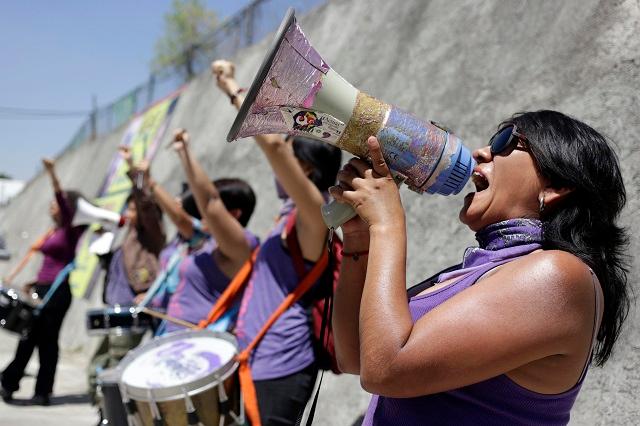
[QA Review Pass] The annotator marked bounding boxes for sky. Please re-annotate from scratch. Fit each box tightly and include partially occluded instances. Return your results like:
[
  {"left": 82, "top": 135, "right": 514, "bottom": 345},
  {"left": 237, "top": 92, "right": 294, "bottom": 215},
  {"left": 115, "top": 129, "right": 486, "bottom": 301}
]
[{"left": 0, "top": 0, "right": 253, "bottom": 181}]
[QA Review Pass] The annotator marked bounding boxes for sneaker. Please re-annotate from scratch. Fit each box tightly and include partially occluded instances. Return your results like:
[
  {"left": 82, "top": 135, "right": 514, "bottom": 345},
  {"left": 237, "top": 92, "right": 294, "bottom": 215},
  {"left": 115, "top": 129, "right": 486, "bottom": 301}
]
[{"left": 31, "top": 394, "right": 50, "bottom": 406}]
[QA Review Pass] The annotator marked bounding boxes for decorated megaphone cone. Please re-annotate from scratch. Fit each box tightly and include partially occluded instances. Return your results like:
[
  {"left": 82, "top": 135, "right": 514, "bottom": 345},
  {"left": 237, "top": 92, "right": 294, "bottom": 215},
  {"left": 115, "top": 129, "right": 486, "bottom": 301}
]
[{"left": 227, "top": 8, "right": 475, "bottom": 228}]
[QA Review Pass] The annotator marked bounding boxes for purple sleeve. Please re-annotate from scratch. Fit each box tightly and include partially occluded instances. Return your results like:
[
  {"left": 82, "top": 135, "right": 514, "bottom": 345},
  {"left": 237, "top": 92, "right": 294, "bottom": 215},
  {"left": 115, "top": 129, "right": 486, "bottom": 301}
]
[{"left": 56, "top": 191, "right": 73, "bottom": 228}]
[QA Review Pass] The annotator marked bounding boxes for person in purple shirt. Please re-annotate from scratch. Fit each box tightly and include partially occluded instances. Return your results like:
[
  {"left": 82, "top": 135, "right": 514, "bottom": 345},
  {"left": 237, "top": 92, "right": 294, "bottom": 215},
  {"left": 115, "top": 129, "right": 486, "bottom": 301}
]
[
  {"left": 216, "top": 66, "right": 342, "bottom": 425},
  {"left": 159, "top": 128, "right": 258, "bottom": 333},
  {"left": 1, "top": 158, "right": 87, "bottom": 405},
  {"left": 331, "top": 111, "right": 630, "bottom": 425}
]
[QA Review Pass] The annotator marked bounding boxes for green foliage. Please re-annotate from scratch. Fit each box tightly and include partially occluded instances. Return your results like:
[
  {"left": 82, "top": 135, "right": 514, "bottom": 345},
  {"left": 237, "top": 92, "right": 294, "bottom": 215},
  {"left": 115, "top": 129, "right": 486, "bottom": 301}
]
[
  {"left": 153, "top": 0, "right": 218, "bottom": 80},
  {"left": 0, "top": 173, "right": 11, "bottom": 179}
]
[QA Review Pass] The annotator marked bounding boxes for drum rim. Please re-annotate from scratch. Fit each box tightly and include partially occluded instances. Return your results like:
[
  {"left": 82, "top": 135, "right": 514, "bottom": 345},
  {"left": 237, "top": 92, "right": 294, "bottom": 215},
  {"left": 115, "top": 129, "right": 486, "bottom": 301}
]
[
  {"left": 118, "top": 329, "right": 239, "bottom": 402},
  {"left": 85, "top": 306, "right": 152, "bottom": 334}
]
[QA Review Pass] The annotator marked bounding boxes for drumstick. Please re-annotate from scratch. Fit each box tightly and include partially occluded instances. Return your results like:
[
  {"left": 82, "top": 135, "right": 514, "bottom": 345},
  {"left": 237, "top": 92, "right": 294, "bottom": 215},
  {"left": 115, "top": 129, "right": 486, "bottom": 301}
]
[{"left": 139, "top": 307, "right": 199, "bottom": 330}]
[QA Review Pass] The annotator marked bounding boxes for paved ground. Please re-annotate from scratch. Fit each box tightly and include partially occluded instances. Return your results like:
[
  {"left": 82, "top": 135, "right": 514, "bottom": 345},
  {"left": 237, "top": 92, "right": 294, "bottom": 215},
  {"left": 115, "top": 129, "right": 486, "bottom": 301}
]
[{"left": 0, "top": 331, "right": 98, "bottom": 426}]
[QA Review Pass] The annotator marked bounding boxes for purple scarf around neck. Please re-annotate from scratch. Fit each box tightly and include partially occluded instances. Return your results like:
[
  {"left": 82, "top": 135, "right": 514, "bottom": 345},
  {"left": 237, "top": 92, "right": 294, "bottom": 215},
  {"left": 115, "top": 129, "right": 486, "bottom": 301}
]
[{"left": 438, "top": 218, "right": 543, "bottom": 282}]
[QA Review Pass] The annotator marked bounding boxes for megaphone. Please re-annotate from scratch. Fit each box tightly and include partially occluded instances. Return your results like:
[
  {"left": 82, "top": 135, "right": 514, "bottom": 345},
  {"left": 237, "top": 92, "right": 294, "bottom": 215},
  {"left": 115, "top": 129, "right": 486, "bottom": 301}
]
[
  {"left": 72, "top": 198, "right": 126, "bottom": 229},
  {"left": 227, "top": 8, "right": 476, "bottom": 228}
]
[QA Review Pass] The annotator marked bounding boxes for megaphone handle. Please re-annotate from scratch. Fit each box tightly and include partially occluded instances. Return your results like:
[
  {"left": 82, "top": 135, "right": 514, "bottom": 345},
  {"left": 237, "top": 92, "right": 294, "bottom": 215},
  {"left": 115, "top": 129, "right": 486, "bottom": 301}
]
[
  {"left": 321, "top": 201, "right": 358, "bottom": 229},
  {"left": 321, "top": 171, "right": 406, "bottom": 229}
]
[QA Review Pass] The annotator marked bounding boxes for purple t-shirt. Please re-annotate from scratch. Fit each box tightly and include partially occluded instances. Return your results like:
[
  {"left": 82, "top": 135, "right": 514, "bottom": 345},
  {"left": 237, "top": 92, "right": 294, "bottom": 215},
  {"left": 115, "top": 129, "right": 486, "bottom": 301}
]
[
  {"left": 234, "top": 202, "right": 317, "bottom": 381},
  {"left": 37, "top": 192, "right": 84, "bottom": 284},
  {"left": 104, "top": 248, "right": 136, "bottom": 305},
  {"left": 165, "top": 230, "right": 258, "bottom": 333}
]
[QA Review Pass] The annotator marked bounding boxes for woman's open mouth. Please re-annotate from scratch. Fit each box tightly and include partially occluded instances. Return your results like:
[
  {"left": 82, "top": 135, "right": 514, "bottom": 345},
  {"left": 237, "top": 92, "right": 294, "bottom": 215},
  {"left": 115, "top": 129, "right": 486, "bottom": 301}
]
[{"left": 471, "top": 170, "right": 489, "bottom": 192}]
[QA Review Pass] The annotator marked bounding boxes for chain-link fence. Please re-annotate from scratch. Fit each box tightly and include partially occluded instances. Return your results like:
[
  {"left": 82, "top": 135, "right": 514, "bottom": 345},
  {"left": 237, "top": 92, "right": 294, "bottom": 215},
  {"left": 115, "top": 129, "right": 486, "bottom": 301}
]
[{"left": 65, "top": 0, "right": 326, "bottom": 152}]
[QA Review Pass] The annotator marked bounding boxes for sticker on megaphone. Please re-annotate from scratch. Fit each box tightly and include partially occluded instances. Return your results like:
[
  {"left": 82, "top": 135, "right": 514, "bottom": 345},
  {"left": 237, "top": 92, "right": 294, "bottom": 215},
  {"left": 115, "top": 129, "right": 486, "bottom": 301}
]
[{"left": 280, "top": 107, "right": 345, "bottom": 143}]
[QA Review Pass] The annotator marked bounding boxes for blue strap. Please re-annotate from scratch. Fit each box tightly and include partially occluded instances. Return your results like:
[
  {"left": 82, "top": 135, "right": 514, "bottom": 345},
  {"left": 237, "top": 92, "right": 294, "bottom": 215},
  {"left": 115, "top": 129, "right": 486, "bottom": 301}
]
[{"left": 36, "top": 261, "right": 75, "bottom": 312}]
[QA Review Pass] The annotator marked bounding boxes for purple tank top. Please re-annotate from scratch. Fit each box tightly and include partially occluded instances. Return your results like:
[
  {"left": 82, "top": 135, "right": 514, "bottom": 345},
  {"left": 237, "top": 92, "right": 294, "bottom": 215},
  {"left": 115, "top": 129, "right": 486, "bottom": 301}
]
[
  {"left": 363, "top": 219, "right": 593, "bottom": 426},
  {"left": 165, "top": 230, "right": 258, "bottom": 333},
  {"left": 234, "top": 200, "right": 316, "bottom": 381}
]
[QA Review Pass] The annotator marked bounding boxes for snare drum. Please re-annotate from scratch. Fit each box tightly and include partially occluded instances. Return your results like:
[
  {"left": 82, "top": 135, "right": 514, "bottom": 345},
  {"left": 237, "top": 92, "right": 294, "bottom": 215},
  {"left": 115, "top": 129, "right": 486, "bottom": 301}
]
[
  {"left": 0, "top": 286, "right": 36, "bottom": 336},
  {"left": 119, "top": 329, "right": 243, "bottom": 426},
  {"left": 86, "top": 306, "right": 152, "bottom": 336}
]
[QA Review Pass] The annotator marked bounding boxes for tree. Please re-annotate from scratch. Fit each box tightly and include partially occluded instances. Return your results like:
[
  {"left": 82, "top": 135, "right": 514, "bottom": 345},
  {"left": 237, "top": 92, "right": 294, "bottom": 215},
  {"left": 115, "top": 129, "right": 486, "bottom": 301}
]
[{"left": 153, "top": 0, "right": 218, "bottom": 81}]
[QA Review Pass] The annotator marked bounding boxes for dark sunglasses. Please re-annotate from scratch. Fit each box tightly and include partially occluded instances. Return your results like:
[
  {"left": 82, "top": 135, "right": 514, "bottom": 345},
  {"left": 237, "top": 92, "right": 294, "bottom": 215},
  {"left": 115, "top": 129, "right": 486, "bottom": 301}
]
[{"left": 489, "top": 125, "right": 528, "bottom": 155}]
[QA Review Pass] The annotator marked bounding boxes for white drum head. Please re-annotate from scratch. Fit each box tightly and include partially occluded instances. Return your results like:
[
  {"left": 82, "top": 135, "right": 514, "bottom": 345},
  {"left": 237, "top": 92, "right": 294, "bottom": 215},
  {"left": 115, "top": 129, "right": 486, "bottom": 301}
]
[{"left": 119, "top": 329, "right": 238, "bottom": 401}]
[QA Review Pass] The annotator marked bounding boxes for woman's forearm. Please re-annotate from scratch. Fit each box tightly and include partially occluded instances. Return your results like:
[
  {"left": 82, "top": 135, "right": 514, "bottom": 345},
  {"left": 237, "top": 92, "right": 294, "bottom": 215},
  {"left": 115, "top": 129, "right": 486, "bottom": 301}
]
[
  {"left": 150, "top": 179, "right": 194, "bottom": 239},
  {"left": 359, "top": 221, "right": 413, "bottom": 385},
  {"left": 177, "top": 145, "right": 251, "bottom": 262},
  {"left": 333, "top": 232, "right": 370, "bottom": 374},
  {"left": 46, "top": 167, "right": 62, "bottom": 194}
]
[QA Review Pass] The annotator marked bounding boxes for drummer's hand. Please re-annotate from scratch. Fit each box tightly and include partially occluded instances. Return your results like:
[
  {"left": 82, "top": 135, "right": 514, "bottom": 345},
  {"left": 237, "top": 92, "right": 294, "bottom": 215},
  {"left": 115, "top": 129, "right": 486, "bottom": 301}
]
[
  {"left": 133, "top": 292, "right": 147, "bottom": 305},
  {"left": 329, "top": 136, "right": 404, "bottom": 231}
]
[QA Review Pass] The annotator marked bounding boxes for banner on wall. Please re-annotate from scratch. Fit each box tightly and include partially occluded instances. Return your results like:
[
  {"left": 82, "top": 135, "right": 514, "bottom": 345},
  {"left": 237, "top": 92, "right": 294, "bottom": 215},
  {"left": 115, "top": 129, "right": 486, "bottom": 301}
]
[{"left": 69, "top": 93, "right": 180, "bottom": 298}]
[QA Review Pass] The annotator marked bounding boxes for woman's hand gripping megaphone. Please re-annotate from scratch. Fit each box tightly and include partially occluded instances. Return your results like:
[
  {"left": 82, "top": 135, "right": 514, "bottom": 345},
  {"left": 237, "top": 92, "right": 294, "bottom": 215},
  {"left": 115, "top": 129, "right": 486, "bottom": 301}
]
[{"left": 328, "top": 136, "right": 404, "bottom": 231}]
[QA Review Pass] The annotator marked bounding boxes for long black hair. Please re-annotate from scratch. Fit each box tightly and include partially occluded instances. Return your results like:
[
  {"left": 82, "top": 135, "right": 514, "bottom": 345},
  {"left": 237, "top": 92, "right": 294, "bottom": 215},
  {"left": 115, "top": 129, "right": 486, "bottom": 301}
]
[{"left": 504, "top": 110, "right": 630, "bottom": 365}]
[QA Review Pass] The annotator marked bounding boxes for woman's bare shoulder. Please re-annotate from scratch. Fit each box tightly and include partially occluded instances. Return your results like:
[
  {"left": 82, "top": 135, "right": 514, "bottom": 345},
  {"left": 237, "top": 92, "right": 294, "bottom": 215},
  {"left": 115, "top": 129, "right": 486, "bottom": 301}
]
[{"left": 496, "top": 250, "right": 596, "bottom": 313}]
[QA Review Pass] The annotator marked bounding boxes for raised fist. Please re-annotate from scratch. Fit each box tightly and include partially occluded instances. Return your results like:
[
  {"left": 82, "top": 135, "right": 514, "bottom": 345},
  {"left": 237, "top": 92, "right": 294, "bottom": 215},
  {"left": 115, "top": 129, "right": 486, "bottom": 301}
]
[
  {"left": 172, "top": 128, "right": 190, "bottom": 152},
  {"left": 211, "top": 60, "right": 235, "bottom": 79},
  {"left": 211, "top": 60, "right": 240, "bottom": 97},
  {"left": 41, "top": 158, "right": 55, "bottom": 171},
  {"left": 118, "top": 146, "right": 133, "bottom": 167}
]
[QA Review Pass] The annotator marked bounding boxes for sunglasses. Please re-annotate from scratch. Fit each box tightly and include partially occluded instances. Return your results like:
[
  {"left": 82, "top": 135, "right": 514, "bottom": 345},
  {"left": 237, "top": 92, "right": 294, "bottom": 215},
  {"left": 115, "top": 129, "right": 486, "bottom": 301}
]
[{"left": 489, "top": 125, "right": 528, "bottom": 155}]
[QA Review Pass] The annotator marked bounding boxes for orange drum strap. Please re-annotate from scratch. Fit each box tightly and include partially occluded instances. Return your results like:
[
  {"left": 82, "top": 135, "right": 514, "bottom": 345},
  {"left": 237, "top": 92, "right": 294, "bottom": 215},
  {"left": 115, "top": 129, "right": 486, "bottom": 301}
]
[
  {"left": 197, "top": 247, "right": 259, "bottom": 329},
  {"left": 237, "top": 248, "right": 329, "bottom": 426}
]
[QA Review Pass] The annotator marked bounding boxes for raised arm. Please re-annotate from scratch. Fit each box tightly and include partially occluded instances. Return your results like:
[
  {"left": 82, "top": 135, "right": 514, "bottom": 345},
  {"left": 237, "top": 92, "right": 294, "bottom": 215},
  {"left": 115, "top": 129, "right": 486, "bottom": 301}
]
[
  {"left": 171, "top": 128, "right": 251, "bottom": 265},
  {"left": 120, "top": 147, "right": 166, "bottom": 254},
  {"left": 42, "top": 158, "right": 72, "bottom": 227},
  {"left": 213, "top": 61, "right": 327, "bottom": 261},
  {"left": 136, "top": 159, "right": 195, "bottom": 240}
]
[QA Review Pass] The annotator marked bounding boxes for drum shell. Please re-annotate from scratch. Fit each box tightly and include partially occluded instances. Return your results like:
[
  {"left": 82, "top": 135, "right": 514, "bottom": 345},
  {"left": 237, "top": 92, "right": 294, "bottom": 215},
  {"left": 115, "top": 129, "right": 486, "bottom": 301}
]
[
  {"left": 120, "top": 329, "right": 242, "bottom": 426},
  {"left": 132, "top": 373, "right": 240, "bottom": 426},
  {"left": 0, "top": 288, "right": 36, "bottom": 335},
  {"left": 86, "top": 307, "right": 152, "bottom": 336}
]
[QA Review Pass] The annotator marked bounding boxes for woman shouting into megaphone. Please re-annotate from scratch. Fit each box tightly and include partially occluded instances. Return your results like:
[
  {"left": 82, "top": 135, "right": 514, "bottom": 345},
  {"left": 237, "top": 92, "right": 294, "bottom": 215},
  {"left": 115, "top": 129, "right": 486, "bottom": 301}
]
[{"left": 331, "top": 111, "right": 630, "bottom": 425}]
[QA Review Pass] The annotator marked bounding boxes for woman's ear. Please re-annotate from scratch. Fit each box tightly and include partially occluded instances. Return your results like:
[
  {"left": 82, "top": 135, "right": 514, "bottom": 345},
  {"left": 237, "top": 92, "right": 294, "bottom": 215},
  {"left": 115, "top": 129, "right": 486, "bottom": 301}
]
[{"left": 541, "top": 185, "right": 573, "bottom": 210}]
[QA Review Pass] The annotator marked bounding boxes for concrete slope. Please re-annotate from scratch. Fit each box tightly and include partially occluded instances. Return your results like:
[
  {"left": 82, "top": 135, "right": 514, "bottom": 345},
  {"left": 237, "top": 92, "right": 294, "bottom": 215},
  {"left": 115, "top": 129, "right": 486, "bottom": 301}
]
[{"left": 1, "top": 0, "right": 639, "bottom": 424}]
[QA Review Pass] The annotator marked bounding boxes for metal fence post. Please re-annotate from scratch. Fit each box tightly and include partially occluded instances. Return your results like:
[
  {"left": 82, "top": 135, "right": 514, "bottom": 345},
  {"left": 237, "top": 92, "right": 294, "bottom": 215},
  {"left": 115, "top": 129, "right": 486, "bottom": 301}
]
[{"left": 90, "top": 95, "right": 97, "bottom": 141}]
